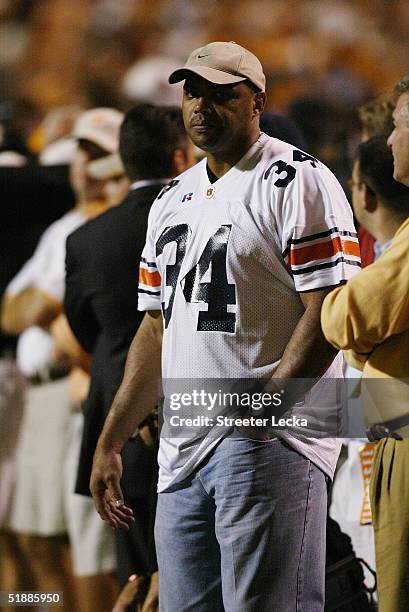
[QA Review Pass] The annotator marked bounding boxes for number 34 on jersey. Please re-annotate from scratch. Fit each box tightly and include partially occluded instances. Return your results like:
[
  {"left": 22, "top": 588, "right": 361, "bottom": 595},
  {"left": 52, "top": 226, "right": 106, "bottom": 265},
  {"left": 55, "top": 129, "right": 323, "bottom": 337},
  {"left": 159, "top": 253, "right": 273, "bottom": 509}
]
[{"left": 155, "top": 223, "right": 236, "bottom": 333}]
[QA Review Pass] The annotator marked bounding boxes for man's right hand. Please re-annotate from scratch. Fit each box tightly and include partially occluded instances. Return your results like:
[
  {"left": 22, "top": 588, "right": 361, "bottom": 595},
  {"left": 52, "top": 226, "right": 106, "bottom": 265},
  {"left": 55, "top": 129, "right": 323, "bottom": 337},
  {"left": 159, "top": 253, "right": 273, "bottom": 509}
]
[
  {"left": 90, "top": 447, "right": 135, "bottom": 530},
  {"left": 89, "top": 311, "right": 163, "bottom": 529}
]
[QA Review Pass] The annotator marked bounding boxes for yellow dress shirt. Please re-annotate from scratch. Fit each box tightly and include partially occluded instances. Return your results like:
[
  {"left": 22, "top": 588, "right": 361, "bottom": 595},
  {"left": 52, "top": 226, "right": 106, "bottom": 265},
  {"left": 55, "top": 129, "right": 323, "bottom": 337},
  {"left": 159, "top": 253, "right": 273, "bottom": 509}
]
[{"left": 321, "top": 217, "right": 409, "bottom": 427}]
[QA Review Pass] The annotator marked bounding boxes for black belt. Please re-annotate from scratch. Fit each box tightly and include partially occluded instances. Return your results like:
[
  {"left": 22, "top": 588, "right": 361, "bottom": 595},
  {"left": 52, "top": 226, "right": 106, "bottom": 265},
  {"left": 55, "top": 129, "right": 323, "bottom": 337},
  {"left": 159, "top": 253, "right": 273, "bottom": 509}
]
[
  {"left": 29, "top": 363, "right": 70, "bottom": 385},
  {"left": 0, "top": 348, "right": 16, "bottom": 360},
  {"left": 366, "top": 413, "right": 409, "bottom": 441}
]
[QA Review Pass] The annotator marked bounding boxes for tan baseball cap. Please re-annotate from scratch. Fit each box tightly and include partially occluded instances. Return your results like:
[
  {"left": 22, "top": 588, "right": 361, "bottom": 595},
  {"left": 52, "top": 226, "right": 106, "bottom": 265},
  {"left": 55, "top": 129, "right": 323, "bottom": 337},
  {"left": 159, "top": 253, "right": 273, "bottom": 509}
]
[
  {"left": 169, "top": 41, "right": 265, "bottom": 92},
  {"left": 73, "top": 108, "right": 124, "bottom": 153}
]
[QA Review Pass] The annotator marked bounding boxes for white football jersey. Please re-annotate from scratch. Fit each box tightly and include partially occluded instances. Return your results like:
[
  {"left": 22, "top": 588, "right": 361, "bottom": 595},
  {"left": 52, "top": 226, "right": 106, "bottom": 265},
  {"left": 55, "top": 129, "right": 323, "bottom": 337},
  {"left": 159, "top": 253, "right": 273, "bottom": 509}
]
[{"left": 138, "top": 133, "right": 360, "bottom": 491}]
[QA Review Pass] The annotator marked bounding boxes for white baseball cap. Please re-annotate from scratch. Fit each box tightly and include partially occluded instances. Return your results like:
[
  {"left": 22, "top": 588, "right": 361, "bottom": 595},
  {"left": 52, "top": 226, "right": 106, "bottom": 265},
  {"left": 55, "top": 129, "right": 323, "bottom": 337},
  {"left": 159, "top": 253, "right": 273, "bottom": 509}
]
[
  {"left": 122, "top": 56, "right": 183, "bottom": 105},
  {"left": 87, "top": 152, "right": 124, "bottom": 180},
  {"left": 73, "top": 108, "right": 124, "bottom": 153},
  {"left": 169, "top": 41, "right": 266, "bottom": 92}
]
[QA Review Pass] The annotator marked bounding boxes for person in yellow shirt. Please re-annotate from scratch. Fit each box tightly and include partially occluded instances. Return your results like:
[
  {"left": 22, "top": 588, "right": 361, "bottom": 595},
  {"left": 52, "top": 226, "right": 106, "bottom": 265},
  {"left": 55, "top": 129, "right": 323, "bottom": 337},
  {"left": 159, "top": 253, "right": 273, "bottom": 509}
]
[{"left": 321, "top": 131, "right": 409, "bottom": 612}]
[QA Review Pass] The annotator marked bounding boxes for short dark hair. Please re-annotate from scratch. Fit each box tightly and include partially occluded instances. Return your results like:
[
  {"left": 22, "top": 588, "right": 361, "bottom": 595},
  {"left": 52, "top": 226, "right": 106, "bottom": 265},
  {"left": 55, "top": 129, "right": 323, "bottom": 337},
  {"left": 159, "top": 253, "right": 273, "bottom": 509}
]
[
  {"left": 394, "top": 75, "right": 409, "bottom": 96},
  {"left": 357, "top": 136, "right": 409, "bottom": 213},
  {"left": 394, "top": 76, "right": 409, "bottom": 126},
  {"left": 358, "top": 92, "right": 395, "bottom": 139},
  {"left": 119, "top": 104, "right": 188, "bottom": 180},
  {"left": 244, "top": 79, "right": 262, "bottom": 93}
]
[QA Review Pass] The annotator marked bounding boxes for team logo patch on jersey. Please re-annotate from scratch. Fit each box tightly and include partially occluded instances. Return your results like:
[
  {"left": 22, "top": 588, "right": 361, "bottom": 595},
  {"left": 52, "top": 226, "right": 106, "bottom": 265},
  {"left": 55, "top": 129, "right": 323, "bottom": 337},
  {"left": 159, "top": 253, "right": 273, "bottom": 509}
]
[
  {"left": 205, "top": 186, "right": 215, "bottom": 198},
  {"left": 182, "top": 192, "right": 193, "bottom": 203}
]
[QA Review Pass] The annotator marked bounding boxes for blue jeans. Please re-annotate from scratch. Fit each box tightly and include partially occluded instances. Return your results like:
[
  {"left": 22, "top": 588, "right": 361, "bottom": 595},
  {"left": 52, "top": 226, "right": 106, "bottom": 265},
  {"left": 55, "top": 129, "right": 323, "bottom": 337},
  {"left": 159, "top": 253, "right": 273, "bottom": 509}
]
[{"left": 155, "top": 438, "right": 327, "bottom": 611}]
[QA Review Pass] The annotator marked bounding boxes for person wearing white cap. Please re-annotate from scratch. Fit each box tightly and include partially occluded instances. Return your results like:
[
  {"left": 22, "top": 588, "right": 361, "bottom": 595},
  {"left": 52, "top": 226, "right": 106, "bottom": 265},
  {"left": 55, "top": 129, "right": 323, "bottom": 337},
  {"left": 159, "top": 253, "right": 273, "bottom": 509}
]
[
  {"left": 2, "top": 107, "right": 123, "bottom": 610},
  {"left": 90, "top": 42, "right": 360, "bottom": 611}
]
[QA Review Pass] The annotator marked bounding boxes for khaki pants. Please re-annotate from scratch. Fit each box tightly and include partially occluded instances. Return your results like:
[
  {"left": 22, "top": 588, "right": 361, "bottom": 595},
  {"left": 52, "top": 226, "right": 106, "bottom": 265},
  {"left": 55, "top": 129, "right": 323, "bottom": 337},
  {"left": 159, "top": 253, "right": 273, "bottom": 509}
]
[{"left": 370, "top": 438, "right": 409, "bottom": 612}]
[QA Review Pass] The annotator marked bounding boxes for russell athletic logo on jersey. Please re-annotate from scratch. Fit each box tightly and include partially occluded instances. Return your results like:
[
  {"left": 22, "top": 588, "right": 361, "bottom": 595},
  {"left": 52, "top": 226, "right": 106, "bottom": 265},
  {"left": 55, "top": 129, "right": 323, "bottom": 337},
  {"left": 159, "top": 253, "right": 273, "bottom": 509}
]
[{"left": 181, "top": 192, "right": 193, "bottom": 203}]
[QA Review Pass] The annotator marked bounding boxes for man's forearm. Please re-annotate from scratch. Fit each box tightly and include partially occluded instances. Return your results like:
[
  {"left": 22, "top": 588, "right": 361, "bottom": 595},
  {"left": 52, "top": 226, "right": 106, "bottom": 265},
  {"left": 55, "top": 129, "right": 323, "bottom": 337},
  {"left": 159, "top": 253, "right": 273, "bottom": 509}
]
[
  {"left": 272, "top": 292, "right": 338, "bottom": 409},
  {"left": 1, "top": 289, "right": 60, "bottom": 335},
  {"left": 275, "top": 307, "right": 337, "bottom": 379},
  {"left": 97, "top": 311, "right": 163, "bottom": 453},
  {"left": 274, "top": 288, "right": 338, "bottom": 380},
  {"left": 90, "top": 311, "right": 162, "bottom": 527},
  {"left": 50, "top": 314, "right": 92, "bottom": 371}
]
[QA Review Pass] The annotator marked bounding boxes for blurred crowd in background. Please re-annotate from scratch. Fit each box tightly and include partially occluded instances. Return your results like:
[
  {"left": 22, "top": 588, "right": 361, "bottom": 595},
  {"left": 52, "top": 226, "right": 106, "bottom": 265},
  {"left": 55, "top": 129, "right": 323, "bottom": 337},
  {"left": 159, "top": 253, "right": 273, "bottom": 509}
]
[{"left": 1, "top": 0, "right": 409, "bottom": 187}]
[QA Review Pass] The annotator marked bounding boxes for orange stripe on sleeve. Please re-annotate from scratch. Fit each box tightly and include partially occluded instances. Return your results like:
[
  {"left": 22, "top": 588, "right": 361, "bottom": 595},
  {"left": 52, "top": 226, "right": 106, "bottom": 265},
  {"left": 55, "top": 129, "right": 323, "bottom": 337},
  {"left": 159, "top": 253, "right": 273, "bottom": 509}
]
[
  {"left": 290, "top": 237, "right": 360, "bottom": 266},
  {"left": 139, "top": 268, "right": 161, "bottom": 287}
]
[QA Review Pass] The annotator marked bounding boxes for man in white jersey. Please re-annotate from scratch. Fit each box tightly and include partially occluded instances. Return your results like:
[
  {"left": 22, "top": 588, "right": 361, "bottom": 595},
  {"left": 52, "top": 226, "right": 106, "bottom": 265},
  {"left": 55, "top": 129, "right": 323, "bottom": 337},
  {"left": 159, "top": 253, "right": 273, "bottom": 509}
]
[{"left": 90, "top": 42, "right": 360, "bottom": 611}]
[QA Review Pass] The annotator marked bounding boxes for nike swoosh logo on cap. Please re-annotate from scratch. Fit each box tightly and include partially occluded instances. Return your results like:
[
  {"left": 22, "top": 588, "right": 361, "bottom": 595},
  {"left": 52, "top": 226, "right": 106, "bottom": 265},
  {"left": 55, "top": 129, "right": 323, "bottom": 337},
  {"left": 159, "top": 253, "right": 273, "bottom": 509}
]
[{"left": 197, "top": 54, "right": 210, "bottom": 58}]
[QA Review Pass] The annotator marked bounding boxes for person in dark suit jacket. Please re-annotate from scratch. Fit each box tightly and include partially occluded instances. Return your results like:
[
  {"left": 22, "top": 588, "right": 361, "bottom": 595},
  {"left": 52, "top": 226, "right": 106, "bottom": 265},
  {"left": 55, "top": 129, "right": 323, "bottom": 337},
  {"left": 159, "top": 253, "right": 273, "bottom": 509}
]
[{"left": 64, "top": 105, "right": 194, "bottom": 601}]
